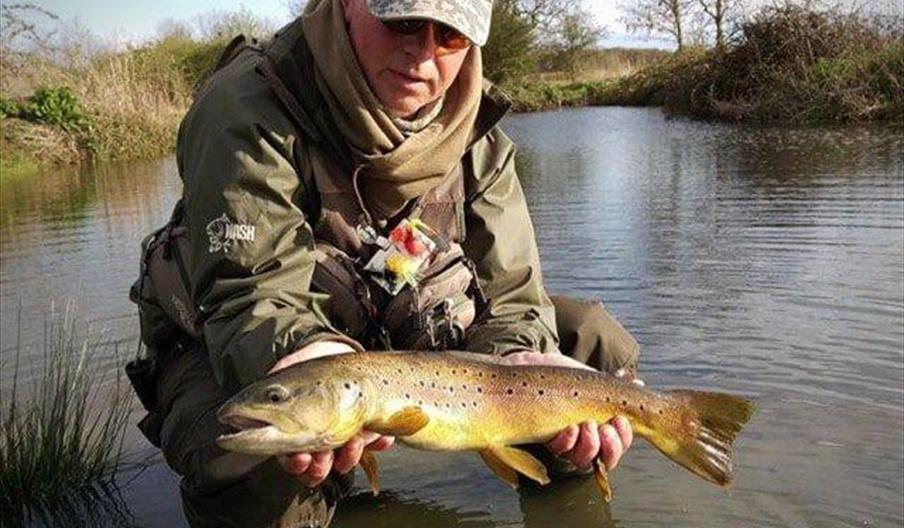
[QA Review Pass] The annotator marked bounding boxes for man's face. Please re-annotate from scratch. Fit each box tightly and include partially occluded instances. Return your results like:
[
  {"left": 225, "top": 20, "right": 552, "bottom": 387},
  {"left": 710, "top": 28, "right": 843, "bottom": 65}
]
[{"left": 342, "top": 0, "right": 471, "bottom": 119}]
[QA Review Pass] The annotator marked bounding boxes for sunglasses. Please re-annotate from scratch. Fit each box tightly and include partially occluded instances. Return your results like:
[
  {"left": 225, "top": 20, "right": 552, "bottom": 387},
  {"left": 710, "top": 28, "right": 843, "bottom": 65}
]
[{"left": 382, "top": 19, "right": 472, "bottom": 51}]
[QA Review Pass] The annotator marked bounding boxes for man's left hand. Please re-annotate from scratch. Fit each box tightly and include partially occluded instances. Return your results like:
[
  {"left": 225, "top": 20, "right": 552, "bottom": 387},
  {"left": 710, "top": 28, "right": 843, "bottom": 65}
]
[{"left": 502, "top": 351, "right": 634, "bottom": 471}]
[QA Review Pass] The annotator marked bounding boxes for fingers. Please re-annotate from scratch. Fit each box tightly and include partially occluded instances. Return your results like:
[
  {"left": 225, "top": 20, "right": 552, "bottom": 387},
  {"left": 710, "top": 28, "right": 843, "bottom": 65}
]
[
  {"left": 571, "top": 421, "right": 601, "bottom": 469},
  {"left": 298, "top": 450, "right": 334, "bottom": 488},
  {"left": 332, "top": 435, "right": 364, "bottom": 475},
  {"left": 367, "top": 435, "right": 395, "bottom": 452},
  {"left": 280, "top": 433, "right": 396, "bottom": 486},
  {"left": 546, "top": 423, "right": 579, "bottom": 455},
  {"left": 598, "top": 423, "right": 624, "bottom": 471},
  {"left": 612, "top": 416, "right": 633, "bottom": 452},
  {"left": 503, "top": 351, "right": 595, "bottom": 371},
  {"left": 279, "top": 452, "right": 312, "bottom": 475},
  {"left": 549, "top": 417, "right": 634, "bottom": 472}
]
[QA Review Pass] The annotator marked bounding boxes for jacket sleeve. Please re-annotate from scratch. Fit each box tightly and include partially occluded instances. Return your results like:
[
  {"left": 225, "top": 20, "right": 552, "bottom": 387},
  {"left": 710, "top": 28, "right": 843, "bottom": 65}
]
[
  {"left": 178, "top": 79, "right": 360, "bottom": 392},
  {"left": 461, "top": 129, "right": 559, "bottom": 356}
]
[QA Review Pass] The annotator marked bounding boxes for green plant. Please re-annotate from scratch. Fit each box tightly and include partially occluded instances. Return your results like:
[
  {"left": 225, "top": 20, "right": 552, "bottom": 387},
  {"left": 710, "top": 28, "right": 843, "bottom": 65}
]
[
  {"left": 0, "top": 304, "right": 132, "bottom": 524},
  {"left": 0, "top": 96, "right": 22, "bottom": 119},
  {"left": 20, "top": 86, "right": 94, "bottom": 133}
]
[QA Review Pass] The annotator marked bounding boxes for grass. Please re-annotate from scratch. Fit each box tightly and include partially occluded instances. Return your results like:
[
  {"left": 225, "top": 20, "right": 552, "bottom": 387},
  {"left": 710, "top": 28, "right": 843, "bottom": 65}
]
[
  {"left": 0, "top": 305, "right": 133, "bottom": 526},
  {"left": 0, "top": 33, "right": 226, "bottom": 174}
]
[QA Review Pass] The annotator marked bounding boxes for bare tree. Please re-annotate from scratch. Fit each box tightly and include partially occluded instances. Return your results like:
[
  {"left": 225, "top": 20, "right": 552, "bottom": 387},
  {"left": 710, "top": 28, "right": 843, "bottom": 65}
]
[
  {"left": 620, "top": 0, "right": 696, "bottom": 51},
  {"left": 697, "top": 0, "right": 745, "bottom": 48},
  {"left": 194, "top": 7, "right": 276, "bottom": 41},
  {"left": 0, "top": 3, "right": 58, "bottom": 52}
]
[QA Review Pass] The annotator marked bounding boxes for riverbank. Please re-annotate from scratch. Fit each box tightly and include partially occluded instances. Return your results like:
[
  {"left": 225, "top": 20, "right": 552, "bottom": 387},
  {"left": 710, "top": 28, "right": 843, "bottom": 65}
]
[
  {"left": 2, "top": 4, "right": 901, "bottom": 177},
  {"left": 597, "top": 6, "right": 903, "bottom": 123}
]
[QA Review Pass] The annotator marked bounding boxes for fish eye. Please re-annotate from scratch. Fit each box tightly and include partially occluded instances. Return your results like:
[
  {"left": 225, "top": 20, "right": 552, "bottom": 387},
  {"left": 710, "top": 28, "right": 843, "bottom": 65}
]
[{"left": 264, "top": 385, "right": 290, "bottom": 403}]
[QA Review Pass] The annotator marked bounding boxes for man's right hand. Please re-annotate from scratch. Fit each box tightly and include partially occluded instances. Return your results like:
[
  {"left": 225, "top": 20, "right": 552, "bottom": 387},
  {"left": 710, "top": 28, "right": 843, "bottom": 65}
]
[{"left": 268, "top": 341, "right": 396, "bottom": 487}]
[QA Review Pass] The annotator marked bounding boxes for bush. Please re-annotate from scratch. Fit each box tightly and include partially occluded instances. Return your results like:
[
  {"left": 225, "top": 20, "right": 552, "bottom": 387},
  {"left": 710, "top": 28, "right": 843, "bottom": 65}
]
[
  {"left": 19, "top": 86, "right": 93, "bottom": 133},
  {"left": 596, "top": 5, "right": 904, "bottom": 123}
]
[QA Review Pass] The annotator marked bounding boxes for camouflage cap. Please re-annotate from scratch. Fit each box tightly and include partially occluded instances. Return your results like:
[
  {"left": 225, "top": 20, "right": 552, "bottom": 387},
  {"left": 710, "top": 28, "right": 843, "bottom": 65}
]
[{"left": 367, "top": 0, "right": 494, "bottom": 47}]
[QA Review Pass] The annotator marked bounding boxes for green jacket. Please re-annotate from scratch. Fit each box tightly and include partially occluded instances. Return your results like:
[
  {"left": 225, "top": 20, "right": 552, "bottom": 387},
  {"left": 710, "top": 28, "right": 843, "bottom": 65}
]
[{"left": 176, "top": 23, "right": 558, "bottom": 392}]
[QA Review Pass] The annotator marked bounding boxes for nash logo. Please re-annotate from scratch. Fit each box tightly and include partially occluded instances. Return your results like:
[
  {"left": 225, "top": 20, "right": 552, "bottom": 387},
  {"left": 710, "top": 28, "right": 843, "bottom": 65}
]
[{"left": 206, "top": 213, "right": 256, "bottom": 254}]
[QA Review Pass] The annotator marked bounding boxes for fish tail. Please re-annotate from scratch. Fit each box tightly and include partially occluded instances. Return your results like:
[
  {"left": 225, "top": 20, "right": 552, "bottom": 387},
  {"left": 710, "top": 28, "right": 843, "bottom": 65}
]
[{"left": 644, "top": 390, "right": 755, "bottom": 487}]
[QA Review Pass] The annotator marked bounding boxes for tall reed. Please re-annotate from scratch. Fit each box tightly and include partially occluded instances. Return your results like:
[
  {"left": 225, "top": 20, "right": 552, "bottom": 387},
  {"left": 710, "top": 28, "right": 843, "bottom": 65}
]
[{"left": 0, "top": 305, "right": 132, "bottom": 525}]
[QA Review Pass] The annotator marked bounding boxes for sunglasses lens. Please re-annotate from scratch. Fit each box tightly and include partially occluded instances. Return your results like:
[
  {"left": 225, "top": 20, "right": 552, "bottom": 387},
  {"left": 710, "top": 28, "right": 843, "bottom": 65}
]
[
  {"left": 437, "top": 26, "right": 471, "bottom": 50},
  {"left": 384, "top": 19, "right": 426, "bottom": 35},
  {"left": 383, "top": 19, "right": 472, "bottom": 50}
]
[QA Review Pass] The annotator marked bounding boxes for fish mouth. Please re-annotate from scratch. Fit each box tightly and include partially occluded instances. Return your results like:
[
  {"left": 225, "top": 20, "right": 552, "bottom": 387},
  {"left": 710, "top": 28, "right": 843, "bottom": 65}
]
[{"left": 216, "top": 406, "right": 281, "bottom": 442}]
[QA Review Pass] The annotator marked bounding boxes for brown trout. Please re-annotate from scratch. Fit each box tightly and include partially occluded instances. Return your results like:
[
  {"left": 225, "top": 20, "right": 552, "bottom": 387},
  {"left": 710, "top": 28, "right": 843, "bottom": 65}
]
[{"left": 216, "top": 351, "right": 754, "bottom": 502}]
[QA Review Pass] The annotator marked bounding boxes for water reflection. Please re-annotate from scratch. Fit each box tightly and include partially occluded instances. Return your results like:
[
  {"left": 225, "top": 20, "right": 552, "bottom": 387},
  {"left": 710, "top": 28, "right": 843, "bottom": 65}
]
[{"left": 4, "top": 480, "right": 138, "bottom": 528}]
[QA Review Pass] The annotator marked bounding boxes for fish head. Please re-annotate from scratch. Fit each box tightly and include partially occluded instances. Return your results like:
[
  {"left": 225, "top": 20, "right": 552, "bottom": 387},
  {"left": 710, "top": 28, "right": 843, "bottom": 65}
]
[{"left": 215, "top": 364, "right": 370, "bottom": 456}]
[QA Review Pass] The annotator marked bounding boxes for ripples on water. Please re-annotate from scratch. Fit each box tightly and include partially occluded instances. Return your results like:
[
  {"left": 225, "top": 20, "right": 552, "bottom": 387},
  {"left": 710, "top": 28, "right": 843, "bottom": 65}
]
[{"left": 1, "top": 107, "right": 901, "bottom": 527}]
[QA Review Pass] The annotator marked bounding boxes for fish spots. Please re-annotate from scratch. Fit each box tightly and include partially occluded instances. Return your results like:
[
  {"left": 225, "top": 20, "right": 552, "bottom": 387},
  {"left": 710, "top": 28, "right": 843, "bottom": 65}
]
[
  {"left": 477, "top": 387, "right": 483, "bottom": 394},
  {"left": 344, "top": 383, "right": 351, "bottom": 390},
  {"left": 622, "top": 400, "right": 628, "bottom": 406},
  {"left": 506, "top": 389, "right": 514, "bottom": 395},
  {"left": 522, "top": 381, "right": 528, "bottom": 387},
  {"left": 382, "top": 379, "right": 389, "bottom": 386},
  {"left": 452, "top": 369, "right": 457, "bottom": 375},
  {"left": 461, "top": 402, "right": 467, "bottom": 408},
  {"left": 431, "top": 382, "right": 436, "bottom": 388},
  {"left": 316, "top": 380, "right": 323, "bottom": 386},
  {"left": 462, "top": 384, "right": 468, "bottom": 390},
  {"left": 420, "top": 381, "right": 426, "bottom": 387},
  {"left": 477, "top": 372, "right": 483, "bottom": 378},
  {"left": 405, "top": 393, "right": 411, "bottom": 399},
  {"left": 538, "top": 389, "right": 545, "bottom": 396},
  {"left": 472, "top": 402, "right": 478, "bottom": 407},
  {"left": 573, "top": 391, "right": 579, "bottom": 397},
  {"left": 639, "top": 404, "right": 645, "bottom": 411},
  {"left": 491, "top": 374, "right": 497, "bottom": 379}
]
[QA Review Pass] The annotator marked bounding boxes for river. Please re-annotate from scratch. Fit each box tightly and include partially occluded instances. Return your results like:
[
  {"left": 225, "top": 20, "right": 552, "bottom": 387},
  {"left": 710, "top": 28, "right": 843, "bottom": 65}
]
[{"left": 1, "top": 107, "right": 902, "bottom": 527}]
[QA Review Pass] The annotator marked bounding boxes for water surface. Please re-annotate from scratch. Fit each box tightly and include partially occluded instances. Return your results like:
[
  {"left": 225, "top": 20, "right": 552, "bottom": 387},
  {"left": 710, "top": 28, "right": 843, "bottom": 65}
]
[{"left": 1, "top": 107, "right": 901, "bottom": 527}]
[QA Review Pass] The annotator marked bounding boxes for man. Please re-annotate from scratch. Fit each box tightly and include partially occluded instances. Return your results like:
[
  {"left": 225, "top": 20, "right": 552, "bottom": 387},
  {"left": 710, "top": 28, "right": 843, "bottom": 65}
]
[{"left": 144, "top": 0, "right": 641, "bottom": 526}]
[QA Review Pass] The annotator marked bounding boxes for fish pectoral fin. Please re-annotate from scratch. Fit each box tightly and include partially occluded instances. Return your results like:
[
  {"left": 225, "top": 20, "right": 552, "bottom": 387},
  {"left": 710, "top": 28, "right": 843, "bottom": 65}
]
[
  {"left": 367, "top": 406, "right": 430, "bottom": 437},
  {"left": 359, "top": 450, "right": 380, "bottom": 497},
  {"left": 594, "top": 459, "right": 613, "bottom": 503},
  {"left": 478, "top": 449, "right": 520, "bottom": 489},
  {"left": 486, "top": 446, "right": 550, "bottom": 486}
]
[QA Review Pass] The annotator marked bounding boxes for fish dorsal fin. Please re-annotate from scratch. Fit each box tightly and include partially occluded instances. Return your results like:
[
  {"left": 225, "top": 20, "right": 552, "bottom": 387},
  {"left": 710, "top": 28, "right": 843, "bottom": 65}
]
[
  {"left": 483, "top": 446, "right": 550, "bottom": 486},
  {"left": 359, "top": 450, "right": 380, "bottom": 496},
  {"left": 478, "top": 449, "right": 520, "bottom": 489},
  {"left": 594, "top": 460, "right": 613, "bottom": 502},
  {"left": 367, "top": 406, "right": 429, "bottom": 436}
]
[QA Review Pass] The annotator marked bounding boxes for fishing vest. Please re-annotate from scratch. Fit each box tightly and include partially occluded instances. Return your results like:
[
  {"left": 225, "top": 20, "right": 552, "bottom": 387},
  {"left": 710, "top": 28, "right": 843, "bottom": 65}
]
[
  {"left": 307, "top": 149, "right": 483, "bottom": 350},
  {"left": 131, "top": 27, "right": 486, "bottom": 354}
]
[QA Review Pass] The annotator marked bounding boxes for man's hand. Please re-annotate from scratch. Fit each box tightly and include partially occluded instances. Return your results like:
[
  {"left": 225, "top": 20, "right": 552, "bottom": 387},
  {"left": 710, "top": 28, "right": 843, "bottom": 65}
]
[
  {"left": 268, "top": 340, "right": 396, "bottom": 487},
  {"left": 502, "top": 351, "right": 635, "bottom": 472}
]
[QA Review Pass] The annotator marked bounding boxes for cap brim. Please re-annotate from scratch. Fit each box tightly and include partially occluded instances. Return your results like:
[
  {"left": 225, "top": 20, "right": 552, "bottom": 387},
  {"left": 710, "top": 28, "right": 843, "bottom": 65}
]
[{"left": 366, "top": 1, "right": 491, "bottom": 47}]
